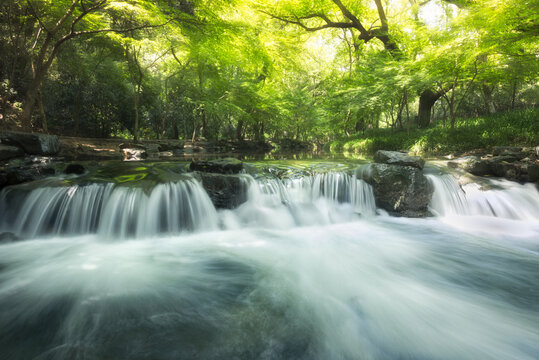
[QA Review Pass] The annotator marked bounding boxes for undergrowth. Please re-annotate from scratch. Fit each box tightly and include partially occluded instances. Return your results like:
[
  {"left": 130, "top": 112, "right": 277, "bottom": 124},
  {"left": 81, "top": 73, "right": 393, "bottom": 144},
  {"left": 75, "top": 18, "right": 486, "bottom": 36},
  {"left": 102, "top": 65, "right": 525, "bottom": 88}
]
[{"left": 326, "top": 108, "right": 538, "bottom": 155}]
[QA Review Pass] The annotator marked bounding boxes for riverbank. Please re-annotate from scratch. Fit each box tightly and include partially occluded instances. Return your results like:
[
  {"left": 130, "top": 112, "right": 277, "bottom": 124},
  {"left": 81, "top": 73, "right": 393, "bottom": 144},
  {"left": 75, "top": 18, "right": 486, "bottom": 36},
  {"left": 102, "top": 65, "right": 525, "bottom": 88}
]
[{"left": 326, "top": 108, "right": 538, "bottom": 156}]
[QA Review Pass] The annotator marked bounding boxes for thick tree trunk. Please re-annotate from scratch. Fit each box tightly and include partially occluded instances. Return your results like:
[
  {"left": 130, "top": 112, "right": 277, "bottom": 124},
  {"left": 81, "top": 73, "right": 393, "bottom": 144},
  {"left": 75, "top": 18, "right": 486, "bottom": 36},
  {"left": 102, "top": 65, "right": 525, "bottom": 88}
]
[
  {"left": 482, "top": 85, "right": 496, "bottom": 114},
  {"left": 417, "top": 89, "right": 443, "bottom": 128},
  {"left": 21, "top": 78, "right": 40, "bottom": 128},
  {"left": 236, "top": 120, "right": 244, "bottom": 141}
]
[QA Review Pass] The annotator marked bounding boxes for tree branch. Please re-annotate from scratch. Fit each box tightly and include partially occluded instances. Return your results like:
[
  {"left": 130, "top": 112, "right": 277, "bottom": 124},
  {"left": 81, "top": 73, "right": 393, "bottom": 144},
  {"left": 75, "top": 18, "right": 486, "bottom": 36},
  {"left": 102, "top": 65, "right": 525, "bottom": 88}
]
[{"left": 260, "top": 10, "right": 355, "bottom": 31}]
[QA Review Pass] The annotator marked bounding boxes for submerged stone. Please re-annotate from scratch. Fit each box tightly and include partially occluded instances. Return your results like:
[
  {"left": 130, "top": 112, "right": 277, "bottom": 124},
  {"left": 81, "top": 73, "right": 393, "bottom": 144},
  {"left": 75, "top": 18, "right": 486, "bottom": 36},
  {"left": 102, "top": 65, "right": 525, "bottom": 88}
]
[
  {"left": 64, "top": 163, "right": 85, "bottom": 175},
  {"left": 190, "top": 158, "right": 243, "bottom": 174}
]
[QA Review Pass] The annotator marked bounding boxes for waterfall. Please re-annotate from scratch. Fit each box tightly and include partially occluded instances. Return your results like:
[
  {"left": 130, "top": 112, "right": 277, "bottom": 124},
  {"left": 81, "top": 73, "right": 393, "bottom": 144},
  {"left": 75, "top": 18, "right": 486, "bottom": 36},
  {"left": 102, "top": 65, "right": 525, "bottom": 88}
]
[
  {"left": 427, "top": 174, "right": 539, "bottom": 220},
  {"left": 0, "top": 178, "right": 218, "bottom": 239},
  {"left": 0, "top": 171, "right": 376, "bottom": 239}
]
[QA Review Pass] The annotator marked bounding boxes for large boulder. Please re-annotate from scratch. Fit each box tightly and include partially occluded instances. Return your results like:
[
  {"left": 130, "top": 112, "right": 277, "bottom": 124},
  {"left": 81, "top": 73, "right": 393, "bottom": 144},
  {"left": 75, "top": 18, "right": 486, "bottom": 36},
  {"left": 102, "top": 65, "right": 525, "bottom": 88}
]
[
  {"left": 0, "top": 131, "right": 60, "bottom": 155},
  {"left": 361, "top": 163, "right": 432, "bottom": 217},
  {"left": 374, "top": 150, "right": 425, "bottom": 169},
  {"left": 0, "top": 165, "right": 55, "bottom": 189},
  {"left": 190, "top": 158, "right": 243, "bottom": 174},
  {"left": 460, "top": 156, "right": 490, "bottom": 176},
  {"left": 195, "top": 172, "right": 248, "bottom": 209},
  {"left": 0, "top": 144, "right": 23, "bottom": 161},
  {"left": 528, "top": 164, "right": 539, "bottom": 182}
]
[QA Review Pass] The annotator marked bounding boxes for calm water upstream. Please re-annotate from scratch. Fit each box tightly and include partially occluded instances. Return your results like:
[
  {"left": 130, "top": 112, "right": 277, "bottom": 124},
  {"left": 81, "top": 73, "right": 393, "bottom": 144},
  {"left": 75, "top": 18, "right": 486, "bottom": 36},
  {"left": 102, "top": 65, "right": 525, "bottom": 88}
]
[{"left": 0, "top": 160, "right": 538, "bottom": 359}]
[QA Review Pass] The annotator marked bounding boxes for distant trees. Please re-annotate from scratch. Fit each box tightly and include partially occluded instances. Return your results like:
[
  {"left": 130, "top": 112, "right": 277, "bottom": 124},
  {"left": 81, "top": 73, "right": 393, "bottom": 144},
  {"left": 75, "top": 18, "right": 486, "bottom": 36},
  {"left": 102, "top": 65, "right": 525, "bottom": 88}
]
[{"left": 0, "top": 0, "right": 537, "bottom": 143}]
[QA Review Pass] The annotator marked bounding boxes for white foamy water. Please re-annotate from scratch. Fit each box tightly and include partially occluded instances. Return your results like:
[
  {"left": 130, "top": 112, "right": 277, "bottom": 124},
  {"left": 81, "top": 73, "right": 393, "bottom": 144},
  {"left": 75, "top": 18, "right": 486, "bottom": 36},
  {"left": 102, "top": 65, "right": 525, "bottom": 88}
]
[{"left": 0, "top": 168, "right": 538, "bottom": 359}]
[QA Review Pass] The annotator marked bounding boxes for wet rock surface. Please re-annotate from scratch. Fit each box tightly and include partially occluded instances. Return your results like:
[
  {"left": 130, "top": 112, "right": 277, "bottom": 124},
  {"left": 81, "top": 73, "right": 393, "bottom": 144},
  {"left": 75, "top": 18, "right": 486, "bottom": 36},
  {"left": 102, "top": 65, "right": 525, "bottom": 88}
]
[
  {"left": 0, "top": 131, "right": 60, "bottom": 155},
  {"left": 374, "top": 150, "right": 425, "bottom": 169},
  {"left": 0, "top": 144, "right": 23, "bottom": 161},
  {"left": 190, "top": 158, "right": 243, "bottom": 174},
  {"left": 194, "top": 172, "right": 248, "bottom": 209},
  {"left": 448, "top": 146, "right": 538, "bottom": 183},
  {"left": 361, "top": 162, "right": 432, "bottom": 217}
]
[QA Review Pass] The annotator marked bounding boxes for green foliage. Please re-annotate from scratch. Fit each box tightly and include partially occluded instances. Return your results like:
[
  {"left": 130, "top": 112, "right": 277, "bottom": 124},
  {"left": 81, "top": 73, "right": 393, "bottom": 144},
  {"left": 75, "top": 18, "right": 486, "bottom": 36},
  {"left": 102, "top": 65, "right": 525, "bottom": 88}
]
[
  {"left": 0, "top": 0, "right": 537, "bottom": 148},
  {"left": 330, "top": 109, "right": 539, "bottom": 155}
]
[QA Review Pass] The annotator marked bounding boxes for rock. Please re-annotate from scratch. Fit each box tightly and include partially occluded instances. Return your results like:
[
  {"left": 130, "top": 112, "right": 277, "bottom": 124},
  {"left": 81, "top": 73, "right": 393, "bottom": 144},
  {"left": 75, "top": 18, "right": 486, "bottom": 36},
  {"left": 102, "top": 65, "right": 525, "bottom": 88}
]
[
  {"left": 1, "top": 165, "right": 55, "bottom": 189},
  {"left": 460, "top": 156, "right": 490, "bottom": 176},
  {"left": 361, "top": 163, "right": 432, "bottom": 217},
  {"left": 0, "top": 144, "right": 24, "bottom": 161},
  {"left": 196, "top": 173, "right": 248, "bottom": 209},
  {"left": 0, "top": 131, "right": 60, "bottom": 155},
  {"left": 486, "top": 156, "right": 521, "bottom": 177},
  {"left": 157, "top": 141, "right": 184, "bottom": 152},
  {"left": 492, "top": 146, "right": 523, "bottom": 158},
  {"left": 0, "top": 232, "right": 20, "bottom": 243},
  {"left": 64, "top": 163, "right": 85, "bottom": 175},
  {"left": 122, "top": 148, "right": 147, "bottom": 161},
  {"left": 190, "top": 158, "right": 243, "bottom": 174},
  {"left": 373, "top": 150, "right": 425, "bottom": 169},
  {"left": 528, "top": 164, "right": 539, "bottom": 182}
]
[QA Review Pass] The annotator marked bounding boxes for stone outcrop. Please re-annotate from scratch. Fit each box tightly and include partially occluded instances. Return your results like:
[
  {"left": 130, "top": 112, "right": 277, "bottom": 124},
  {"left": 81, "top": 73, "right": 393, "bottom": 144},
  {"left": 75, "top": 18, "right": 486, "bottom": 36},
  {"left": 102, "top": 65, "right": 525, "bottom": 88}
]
[
  {"left": 361, "top": 151, "right": 432, "bottom": 217},
  {"left": 0, "top": 144, "right": 23, "bottom": 161},
  {"left": 373, "top": 150, "right": 425, "bottom": 169},
  {"left": 0, "top": 131, "right": 60, "bottom": 155},
  {"left": 448, "top": 146, "right": 538, "bottom": 183},
  {"left": 189, "top": 158, "right": 247, "bottom": 208},
  {"left": 194, "top": 172, "right": 248, "bottom": 209}
]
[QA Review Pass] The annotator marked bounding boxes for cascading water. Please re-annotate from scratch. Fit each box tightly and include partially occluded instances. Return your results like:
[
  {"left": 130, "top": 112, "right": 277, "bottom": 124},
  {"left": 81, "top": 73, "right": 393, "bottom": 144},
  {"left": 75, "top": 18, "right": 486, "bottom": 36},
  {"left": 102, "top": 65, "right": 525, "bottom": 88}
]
[{"left": 0, "top": 162, "right": 538, "bottom": 360}]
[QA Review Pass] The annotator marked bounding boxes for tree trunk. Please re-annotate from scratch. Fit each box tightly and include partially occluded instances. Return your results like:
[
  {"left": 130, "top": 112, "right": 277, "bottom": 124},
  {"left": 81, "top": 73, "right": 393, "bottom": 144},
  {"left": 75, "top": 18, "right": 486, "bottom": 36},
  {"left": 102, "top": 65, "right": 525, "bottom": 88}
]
[
  {"left": 21, "top": 77, "right": 41, "bottom": 128},
  {"left": 73, "top": 88, "right": 81, "bottom": 135},
  {"left": 417, "top": 89, "right": 443, "bottom": 128},
  {"left": 133, "top": 86, "right": 140, "bottom": 142},
  {"left": 482, "top": 85, "right": 496, "bottom": 114},
  {"left": 236, "top": 119, "right": 244, "bottom": 141},
  {"left": 38, "top": 90, "right": 47, "bottom": 132}
]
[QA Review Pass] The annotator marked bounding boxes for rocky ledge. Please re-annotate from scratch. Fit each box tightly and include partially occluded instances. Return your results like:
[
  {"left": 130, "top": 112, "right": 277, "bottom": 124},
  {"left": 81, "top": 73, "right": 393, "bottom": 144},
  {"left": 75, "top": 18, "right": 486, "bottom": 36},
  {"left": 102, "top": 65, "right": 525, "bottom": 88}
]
[
  {"left": 361, "top": 150, "right": 432, "bottom": 217},
  {"left": 448, "top": 146, "right": 538, "bottom": 183}
]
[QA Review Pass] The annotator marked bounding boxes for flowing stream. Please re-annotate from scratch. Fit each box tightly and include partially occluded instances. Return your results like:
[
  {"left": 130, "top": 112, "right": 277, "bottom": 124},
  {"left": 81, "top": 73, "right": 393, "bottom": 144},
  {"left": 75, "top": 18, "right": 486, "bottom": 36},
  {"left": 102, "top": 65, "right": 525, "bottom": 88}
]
[{"left": 0, "top": 162, "right": 538, "bottom": 360}]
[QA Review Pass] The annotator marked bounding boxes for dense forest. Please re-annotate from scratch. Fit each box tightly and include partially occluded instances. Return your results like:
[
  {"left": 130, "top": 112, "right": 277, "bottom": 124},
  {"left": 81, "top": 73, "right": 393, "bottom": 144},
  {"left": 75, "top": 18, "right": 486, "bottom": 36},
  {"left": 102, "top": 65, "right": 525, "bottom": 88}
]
[{"left": 0, "top": 0, "right": 537, "bottom": 148}]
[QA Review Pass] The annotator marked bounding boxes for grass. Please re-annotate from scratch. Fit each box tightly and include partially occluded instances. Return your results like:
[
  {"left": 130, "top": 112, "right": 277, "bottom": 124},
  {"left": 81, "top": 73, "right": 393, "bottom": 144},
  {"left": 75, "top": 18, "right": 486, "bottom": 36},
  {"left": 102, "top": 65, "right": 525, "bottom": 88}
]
[{"left": 326, "top": 108, "right": 539, "bottom": 155}]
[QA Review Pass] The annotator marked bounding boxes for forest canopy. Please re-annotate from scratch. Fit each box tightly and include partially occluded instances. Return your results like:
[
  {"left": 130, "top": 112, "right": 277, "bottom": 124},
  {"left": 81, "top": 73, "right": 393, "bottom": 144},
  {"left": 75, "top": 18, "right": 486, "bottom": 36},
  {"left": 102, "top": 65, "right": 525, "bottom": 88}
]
[{"left": 0, "top": 0, "right": 537, "bottom": 144}]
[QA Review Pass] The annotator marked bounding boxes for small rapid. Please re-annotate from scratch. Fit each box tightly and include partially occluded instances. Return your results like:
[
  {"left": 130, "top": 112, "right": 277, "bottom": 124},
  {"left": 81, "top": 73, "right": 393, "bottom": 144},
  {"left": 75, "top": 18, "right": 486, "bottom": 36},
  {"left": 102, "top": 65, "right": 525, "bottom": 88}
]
[
  {"left": 0, "top": 171, "right": 376, "bottom": 239},
  {"left": 0, "top": 162, "right": 538, "bottom": 360}
]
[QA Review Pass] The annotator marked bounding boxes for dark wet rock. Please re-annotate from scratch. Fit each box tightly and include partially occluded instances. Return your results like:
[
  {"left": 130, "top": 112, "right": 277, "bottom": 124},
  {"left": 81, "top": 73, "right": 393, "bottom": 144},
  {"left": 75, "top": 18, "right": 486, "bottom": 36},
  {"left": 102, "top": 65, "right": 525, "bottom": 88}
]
[
  {"left": 528, "top": 164, "right": 539, "bottom": 182},
  {"left": 195, "top": 172, "right": 248, "bottom": 209},
  {"left": 190, "top": 158, "right": 243, "bottom": 174},
  {"left": 0, "top": 164, "right": 55, "bottom": 189},
  {"left": 0, "top": 131, "right": 60, "bottom": 155},
  {"left": 0, "top": 232, "right": 20, "bottom": 243},
  {"left": 0, "top": 144, "right": 24, "bottom": 161},
  {"left": 374, "top": 150, "right": 425, "bottom": 169},
  {"left": 64, "top": 163, "right": 85, "bottom": 175},
  {"left": 460, "top": 156, "right": 490, "bottom": 176},
  {"left": 361, "top": 163, "right": 432, "bottom": 217}
]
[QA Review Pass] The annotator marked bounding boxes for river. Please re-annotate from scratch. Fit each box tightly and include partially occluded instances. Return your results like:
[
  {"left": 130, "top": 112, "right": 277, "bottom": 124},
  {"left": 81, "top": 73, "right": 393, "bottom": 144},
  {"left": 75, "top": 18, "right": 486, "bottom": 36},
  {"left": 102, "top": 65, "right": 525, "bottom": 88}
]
[{"left": 0, "top": 160, "right": 538, "bottom": 359}]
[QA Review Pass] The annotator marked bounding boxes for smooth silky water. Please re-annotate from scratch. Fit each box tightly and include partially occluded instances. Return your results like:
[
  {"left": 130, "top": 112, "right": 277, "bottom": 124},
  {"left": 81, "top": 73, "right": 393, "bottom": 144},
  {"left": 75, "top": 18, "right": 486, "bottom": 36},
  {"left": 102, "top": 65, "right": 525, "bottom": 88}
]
[{"left": 0, "top": 160, "right": 538, "bottom": 360}]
